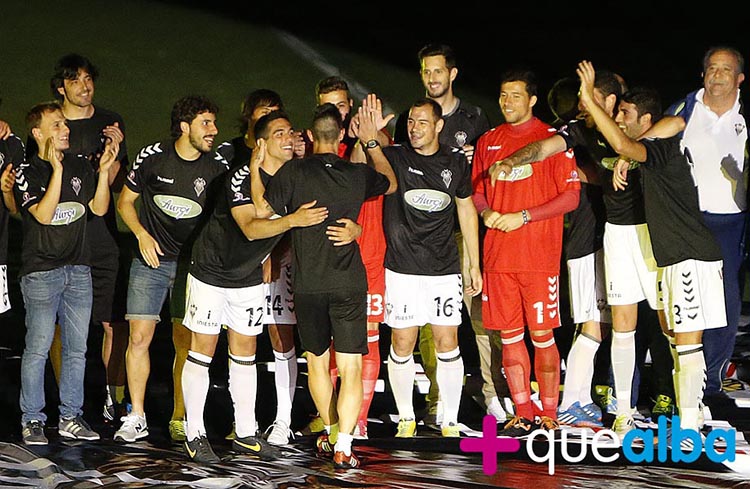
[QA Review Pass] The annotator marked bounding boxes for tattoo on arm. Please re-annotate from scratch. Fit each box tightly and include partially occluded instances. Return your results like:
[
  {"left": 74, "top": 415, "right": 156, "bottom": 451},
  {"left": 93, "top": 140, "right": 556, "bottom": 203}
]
[{"left": 509, "top": 142, "right": 542, "bottom": 167}]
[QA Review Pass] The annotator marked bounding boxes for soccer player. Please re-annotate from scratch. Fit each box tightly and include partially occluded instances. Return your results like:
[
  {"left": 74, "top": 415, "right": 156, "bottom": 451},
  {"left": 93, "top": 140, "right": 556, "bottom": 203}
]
[
  {"left": 49, "top": 53, "right": 130, "bottom": 422},
  {"left": 114, "top": 95, "right": 229, "bottom": 443},
  {"left": 395, "top": 42, "right": 501, "bottom": 424},
  {"left": 248, "top": 101, "right": 396, "bottom": 468},
  {"left": 15, "top": 101, "right": 117, "bottom": 445},
  {"left": 473, "top": 69, "right": 580, "bottom": 436},
  {"left": 181, "top": 110, "right": 329, "bottom": 463},
  {"left": 578, "top": 60, "right": 726, "bottom": 436},
  {"left": 0, "top": 120, "right": 23, "bottom": 315},
  {"left": 384, "top": 97, "right": 482, "bottom": 438}
]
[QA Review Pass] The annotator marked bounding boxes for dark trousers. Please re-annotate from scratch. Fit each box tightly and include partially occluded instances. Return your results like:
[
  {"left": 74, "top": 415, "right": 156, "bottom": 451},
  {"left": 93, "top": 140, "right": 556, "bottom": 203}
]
[{"left": 702, "top": 211, "right": 746, "bottom": 396}]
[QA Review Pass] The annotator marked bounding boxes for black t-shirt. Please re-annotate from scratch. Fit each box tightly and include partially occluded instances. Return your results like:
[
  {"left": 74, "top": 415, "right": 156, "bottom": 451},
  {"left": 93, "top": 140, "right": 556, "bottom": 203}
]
[
  {"left": 264, "top": 153, "right": 390, "bottom": 294},
  {"left": 14, "top": 153, "right": 96, "bottom": 276},
  {"left": 190, "top": 165, "right": 281, "bottom": 288},
  {"left": 382, "top": 144, "right": 472, "bottom": 276},
  {"left": 0, "top": 135, "right": 25, "bottom": 264},
  {"left": 559, "top": 120, "right": 646, "bottom": 226},
  {"left": 640, "top": 136, "right": 722, "bottom": 266},
  {"left": 394, "top": 98, "right": 491, "bottom": 150},
  {"left": 125, "top": 139, "right": 229, "bottom": 261},
  {"left": 66, "top": 106, "right": 129, "bottom": 264}
]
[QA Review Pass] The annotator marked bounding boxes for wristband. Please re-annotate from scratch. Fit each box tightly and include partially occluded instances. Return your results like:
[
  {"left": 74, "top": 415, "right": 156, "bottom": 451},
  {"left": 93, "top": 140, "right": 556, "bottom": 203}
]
[{"left": 521, "top": 209, "right": 529, "bottom": 225}]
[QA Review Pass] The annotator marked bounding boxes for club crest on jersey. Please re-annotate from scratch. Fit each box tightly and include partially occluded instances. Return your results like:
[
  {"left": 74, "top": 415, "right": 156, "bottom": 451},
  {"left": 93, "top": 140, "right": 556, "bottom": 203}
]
[
  {"left": 404, "top": 189, "right": 451, "bottom": 212},
  {"left": 736, "top": 123, "right": 746, "bottom": 136},
  {"left": 454, "top": 131, "right": 468, "bottom": 148},
  {"left": 71, "top": 177, "right": 82, "bottom": 196},
  {"left": 441, "top": 169, "right": 453, "bottom": 189},
  {"left": 51, "top": 202, "right": 86, "bottom": 226},
  {"left": 153, "top": 195, "right": 202, "bottom": 219},
  {"left": 194, "top": 177, "right": 206, "bottom": 197}
]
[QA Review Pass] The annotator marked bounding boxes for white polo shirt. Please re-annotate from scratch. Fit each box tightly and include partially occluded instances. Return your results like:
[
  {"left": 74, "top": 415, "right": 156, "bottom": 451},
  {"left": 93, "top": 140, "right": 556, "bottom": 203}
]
[{"left": 681, "top": 88, "right": 748, "bottom": 214}]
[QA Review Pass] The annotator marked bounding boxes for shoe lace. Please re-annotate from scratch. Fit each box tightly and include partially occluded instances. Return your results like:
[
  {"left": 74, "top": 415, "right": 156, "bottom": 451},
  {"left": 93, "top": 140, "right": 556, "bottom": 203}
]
[
  {"left": 537, "top": 416, "right": 560, "bottom": 430},
  {"left": 120, "top": 414, "right": 142, "bottom": 429},
  {"left": 503, "top": 416, "right": 531, "bottom": 431},
  {"left": 266, "top": 420, "right": 295, "bottom": 441}
]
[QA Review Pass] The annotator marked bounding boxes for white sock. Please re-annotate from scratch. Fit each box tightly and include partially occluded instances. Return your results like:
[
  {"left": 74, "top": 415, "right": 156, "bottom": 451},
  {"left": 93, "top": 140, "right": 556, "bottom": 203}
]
[
  {"left": 611, "top": 330, "right": 636, "bottom": 415},
  {"left": 387, "top": 346, "right": 416, "bottom": 420},
  {"left": 436, "top": 347, "right": 464, "bottom": 425},
  {"left": 676, "top": 344, "right": 706, "bottom": 430},
  {"left": 229, "top": 352, "right": 257, "bottom": 438},
  {"left": 560, "top": 334, "right": 600, "bottom": 410},
  {"left": 273, "top": 347, "right": 297, "bottom": 425},
  {"left": 183, "top": 350, "right": 212, "bottom": 441},
  {"left": 334, "top": 432, "right": 353, "bottom": 456}
]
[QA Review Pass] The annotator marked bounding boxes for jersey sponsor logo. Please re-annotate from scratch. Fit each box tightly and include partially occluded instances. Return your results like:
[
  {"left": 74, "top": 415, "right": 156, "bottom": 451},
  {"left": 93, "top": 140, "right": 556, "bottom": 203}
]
[
  {"left": 407, "top": 166, "right": 424, "bottom": 176},
  {"left": 487, "top": 145, "right": 502, "bottom": 150},
  {"left": 441, "top": 169, "right": 453, "bottom": 189},
  {"left": 71, "top": 177, "right": 82, "bottom": 195},
  {"left": 567, "top": 170, "right": 581, "bottom": 183},
  {"left": 153, "top": 195, "right": 202, "bottom": 219},
  {"left": 454, "top": 131, "right": 468, "bottom": 147},
  {"left": 194, "top": 177, "right": 206, "bottom": 197},
  {"left": 51, "top": 202, "right": 86, "bottom": 226},
  {"left": 404, "top": 189, "right": 451, "bottom": 212},
  {"left": 496, "top": 165, "right": 532, "bottom": 182},
  {"left": 157, "top": 176, "right": 174, "bottom": 184}
]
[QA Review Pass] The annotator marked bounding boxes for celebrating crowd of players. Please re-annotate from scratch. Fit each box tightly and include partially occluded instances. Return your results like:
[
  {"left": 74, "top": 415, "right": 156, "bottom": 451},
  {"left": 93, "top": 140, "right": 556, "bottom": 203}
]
[{"left": 0, "top": 42, "right": 746, "bottom": 469}]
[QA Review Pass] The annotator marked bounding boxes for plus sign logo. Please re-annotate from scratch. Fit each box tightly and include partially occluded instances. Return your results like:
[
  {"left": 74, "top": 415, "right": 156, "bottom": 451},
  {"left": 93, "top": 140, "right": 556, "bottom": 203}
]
[{"left": 459, "top": 415, "right": 521, "bottom": 474}]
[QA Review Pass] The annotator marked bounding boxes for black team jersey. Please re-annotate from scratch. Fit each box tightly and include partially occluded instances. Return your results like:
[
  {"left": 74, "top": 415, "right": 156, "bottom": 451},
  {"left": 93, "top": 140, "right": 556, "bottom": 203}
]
[
  {"left": 640, "top": 136, "right": 722, "bottom": 266},
  {"left": 14, "top": 153, "right": 96, "bottom": 276},
  {"left": 125, "top": 139, "right": 229, "bottom": 262},
  {"left": 394, "top": 99, "right": 491, "bottom": 151},
  {"left": 190, "top": 165, "right": 280, "bottom": 288},
  {"left": 264, "top": 153, "right": 389, "bottom": 294},
  {"left": 559, "top": 119, "right": 645, "bottom": 226},
  {"left": 382, "top": 144, "right": 472, "bottom": 276},
  {"left": 65, "top": 106, "right": 128, "bottom": 267},
  {"left": 0, "top": 135, "right": 25, "bottom": 265}
]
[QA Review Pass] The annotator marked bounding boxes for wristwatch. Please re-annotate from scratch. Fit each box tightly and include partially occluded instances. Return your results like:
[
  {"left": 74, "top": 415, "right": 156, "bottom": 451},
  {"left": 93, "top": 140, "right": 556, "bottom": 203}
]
[{"left": 364, "top": 139, "right": 380, "bottom": 149}]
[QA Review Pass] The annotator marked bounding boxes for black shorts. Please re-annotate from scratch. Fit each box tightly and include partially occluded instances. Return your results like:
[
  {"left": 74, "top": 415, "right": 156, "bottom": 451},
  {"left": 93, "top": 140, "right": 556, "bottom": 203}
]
[
  {"left": 295, "top": 289, "right": 368, "bottom": 356},
  {"left": 90, "top": 251, "right": 129, "bottom": 324}
]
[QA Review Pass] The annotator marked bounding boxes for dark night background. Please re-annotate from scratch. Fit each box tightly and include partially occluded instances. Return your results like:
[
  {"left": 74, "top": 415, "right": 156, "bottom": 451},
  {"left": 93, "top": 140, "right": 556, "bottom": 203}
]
[{"left": 164, "top": 0, "right": 750, "bottom": 123}]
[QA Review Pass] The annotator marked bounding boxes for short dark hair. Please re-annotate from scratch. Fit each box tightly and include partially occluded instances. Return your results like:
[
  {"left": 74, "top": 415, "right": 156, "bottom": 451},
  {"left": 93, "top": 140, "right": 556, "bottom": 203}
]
[
  {"left": 621, "top": 87, "right": 663, "bottom": 124},
  {"left": 311, "top": 103, "right": 343, "bottom": 143},
  {"left": 239, "top": 89, "right": 284, "bottom": 134},
  {"left": 499, "top": 68, "right": 539, "bottom": 98},
  {"left": 170, "top": 95, "right": 219, "bottom": 138},
  {"left": 315, "top": 76, "right": 349, "bottom": 98},
  {"left": 417, "top": 43, "right": 456, "bottom": 70},
  {"left": 411, "top": 98, "right": 443, "bottom": 121},
  {"left": 26, "top": 101, "right": 63, "bottom": 136},
  {"left": 254, "top": 110, "right": 291, "bottom": 140},
  {"left": 593, "top": 70, "right": 624, "bottom": 101},
  {"left": 702, "top": 45, "right": 745, "bottom": 74},
  {"left": 50, "top": 53, "right": 99, "bottom": 101}
]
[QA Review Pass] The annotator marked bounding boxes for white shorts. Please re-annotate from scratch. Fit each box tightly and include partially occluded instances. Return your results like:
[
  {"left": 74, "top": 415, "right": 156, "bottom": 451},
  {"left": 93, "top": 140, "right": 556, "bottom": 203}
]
[
  {"left": 263, "top": 261, "right": 296, "bottom": 325},
  {"left": 384, "top": 269, "right": 463, "bottom": 329},
  {"left": 183, "top": 274, "right": 265, "bottom": 336},
  {"left": 658, "top": 259, "right": 727, "bottom": 333},
  {"left": 567, "top": 249, "right": 611, "bottom": 324},
  {"left": 0, "top": 265, "right": 10, "bottom": 314},
  {"left": 603, "top": 222, "right": 659, "bottom": 308}
]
